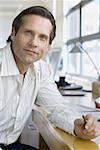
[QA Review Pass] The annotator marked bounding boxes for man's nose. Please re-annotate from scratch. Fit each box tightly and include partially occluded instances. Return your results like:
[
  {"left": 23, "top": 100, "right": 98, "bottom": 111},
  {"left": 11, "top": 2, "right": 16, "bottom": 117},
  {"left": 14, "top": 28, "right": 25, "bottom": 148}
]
[{"left": 29, "top": 36, "right": 38, "bottom": 47}]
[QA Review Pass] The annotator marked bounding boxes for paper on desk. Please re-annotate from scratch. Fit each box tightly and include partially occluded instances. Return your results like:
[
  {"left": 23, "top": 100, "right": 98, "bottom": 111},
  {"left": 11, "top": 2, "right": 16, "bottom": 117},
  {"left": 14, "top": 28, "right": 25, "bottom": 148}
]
[{"left": 75, "top": 104, "right": 100, "bottom": 120}]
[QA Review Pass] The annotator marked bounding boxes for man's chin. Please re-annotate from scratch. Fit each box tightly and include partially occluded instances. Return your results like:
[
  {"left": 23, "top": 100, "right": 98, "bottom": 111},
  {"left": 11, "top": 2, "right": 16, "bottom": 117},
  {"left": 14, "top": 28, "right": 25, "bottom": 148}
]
[{"left": 26, "top": 56, "right": 42, "bottom": 65}]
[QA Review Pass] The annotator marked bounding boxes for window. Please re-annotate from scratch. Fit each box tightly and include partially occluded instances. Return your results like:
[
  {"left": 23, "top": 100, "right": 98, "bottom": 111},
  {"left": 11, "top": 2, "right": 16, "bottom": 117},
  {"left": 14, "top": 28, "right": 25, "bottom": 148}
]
[
  {"left": 82, "top": 40, "right": 100, "bottom": 78},
  {"left": 63, "top": 0, "right": 81, "bottom": 12},
  {"left": 81, "top": 0, "right": 99, "bottom": 36},
  {"left": 66, "top": 10, "right": 80, "bottom": 40},
  {"left": 65, "top": 0, "right": 100, "bottom": 79},
  {"left": 68, "top": 45, "right": 81, "bottom": 74}
]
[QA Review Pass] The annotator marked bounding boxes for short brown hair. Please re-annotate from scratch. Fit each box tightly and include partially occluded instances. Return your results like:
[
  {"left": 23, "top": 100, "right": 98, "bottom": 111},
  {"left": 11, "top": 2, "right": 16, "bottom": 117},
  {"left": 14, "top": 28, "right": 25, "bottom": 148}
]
[{"left": 7, "top": 6, "right": 56, "bottom": 45}]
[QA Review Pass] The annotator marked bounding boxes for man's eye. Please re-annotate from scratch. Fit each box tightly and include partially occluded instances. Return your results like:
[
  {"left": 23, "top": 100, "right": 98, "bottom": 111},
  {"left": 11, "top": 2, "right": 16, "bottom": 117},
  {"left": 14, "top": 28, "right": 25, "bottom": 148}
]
[
  {"left": 39, "top": 36, "right": 47, "bottom": 41},
  {"left": 25, "top": 31, "right": 32, "bottom": 36},
  {"left": 40, "top": 38, "right": 45, "bottom": 41}
]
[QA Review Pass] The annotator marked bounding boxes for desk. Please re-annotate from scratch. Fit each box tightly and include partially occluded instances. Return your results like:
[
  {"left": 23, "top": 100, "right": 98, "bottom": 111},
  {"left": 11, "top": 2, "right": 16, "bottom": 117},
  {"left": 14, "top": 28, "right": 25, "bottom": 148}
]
[
  {"left": 33, "top": 91, "right": 100, "bottom": 150},
  {"left": 62, "top": 90, "right": 95, "bottom": 108}
]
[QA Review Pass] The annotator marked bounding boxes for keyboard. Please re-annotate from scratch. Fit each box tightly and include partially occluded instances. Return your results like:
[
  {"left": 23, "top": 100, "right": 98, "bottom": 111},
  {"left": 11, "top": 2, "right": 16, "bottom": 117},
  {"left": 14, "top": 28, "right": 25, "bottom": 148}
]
[
  {"left": 60, "top": 90, "right": 85, "bottom": 96},
  {"left": 59, "top": 84, "right": 83, "bottom": 90}
]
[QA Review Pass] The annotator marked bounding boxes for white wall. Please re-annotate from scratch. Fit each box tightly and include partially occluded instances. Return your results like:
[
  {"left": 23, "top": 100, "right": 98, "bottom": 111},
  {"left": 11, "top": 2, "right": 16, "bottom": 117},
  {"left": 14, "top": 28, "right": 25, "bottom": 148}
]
[
  {"left": 0, "top": 0, "right": 64, "bottom": 48},
  {"left": 0, "top": 0, "right": 45, "bottom": 47}
]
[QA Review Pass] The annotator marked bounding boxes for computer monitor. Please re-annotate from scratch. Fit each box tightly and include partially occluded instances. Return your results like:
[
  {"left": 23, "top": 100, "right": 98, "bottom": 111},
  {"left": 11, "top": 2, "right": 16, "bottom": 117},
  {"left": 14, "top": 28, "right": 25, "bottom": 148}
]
[{"left": 46, "top": 47, "right": 62, "bottom": 77}]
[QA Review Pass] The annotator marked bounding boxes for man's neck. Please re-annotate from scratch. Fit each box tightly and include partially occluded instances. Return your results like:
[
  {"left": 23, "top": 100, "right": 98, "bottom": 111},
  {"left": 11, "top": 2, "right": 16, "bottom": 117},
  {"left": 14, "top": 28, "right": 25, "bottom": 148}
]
[
  {"left": 11, "top": 44, "right": 30, "bottom": 75},
  {"left": 16, "top": 61, "right": 28, "bottom": 75}
]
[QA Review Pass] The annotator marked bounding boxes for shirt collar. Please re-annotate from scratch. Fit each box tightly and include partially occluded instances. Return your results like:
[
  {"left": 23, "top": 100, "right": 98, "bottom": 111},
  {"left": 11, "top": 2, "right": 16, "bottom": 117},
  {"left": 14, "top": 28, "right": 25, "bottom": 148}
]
[
  {"left": 0, "top": 43, "right": 41, "bottom": 77},
  {"left": 0, "top": 43, "right": 20, "bottom": 76}
]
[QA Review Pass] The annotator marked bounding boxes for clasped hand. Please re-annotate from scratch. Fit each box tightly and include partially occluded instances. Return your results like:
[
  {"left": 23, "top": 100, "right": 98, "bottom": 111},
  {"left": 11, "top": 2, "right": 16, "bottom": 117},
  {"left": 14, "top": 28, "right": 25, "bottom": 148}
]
[{"left": 74, "top": 114, "right": 100, "bottom": 139}]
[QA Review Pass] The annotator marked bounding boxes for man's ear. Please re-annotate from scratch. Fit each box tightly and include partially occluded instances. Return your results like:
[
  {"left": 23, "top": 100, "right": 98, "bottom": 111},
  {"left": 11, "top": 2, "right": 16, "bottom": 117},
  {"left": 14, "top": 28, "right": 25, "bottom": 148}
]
[{"left": 10, "top": 28, "right": 16, "bottom": 41}]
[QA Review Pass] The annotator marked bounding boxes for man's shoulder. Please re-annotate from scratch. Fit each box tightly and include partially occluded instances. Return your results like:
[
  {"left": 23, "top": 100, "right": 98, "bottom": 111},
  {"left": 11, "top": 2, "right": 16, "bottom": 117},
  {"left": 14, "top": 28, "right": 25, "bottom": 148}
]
[
  {"left": 0, "top": 46, "right": 5, "bottom": 66},
  {"left": 0, "top": 44, "right": 8, "bottom": 55},
  {"left": 0, "top": 44, "right": 8, "bottom": 50},
  {"left": 0, "top": 44, "right": 10, "bottom": 67}
]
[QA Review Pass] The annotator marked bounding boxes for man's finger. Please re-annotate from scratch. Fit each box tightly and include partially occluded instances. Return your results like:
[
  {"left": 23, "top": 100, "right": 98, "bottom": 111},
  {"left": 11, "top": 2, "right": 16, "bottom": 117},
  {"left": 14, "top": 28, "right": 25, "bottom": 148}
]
[
  {"left": 84, "top": 114, "right": 96, "bottom": 130},
  {"left": 74, "top": 119, "right": 84, "bottom": 126}
]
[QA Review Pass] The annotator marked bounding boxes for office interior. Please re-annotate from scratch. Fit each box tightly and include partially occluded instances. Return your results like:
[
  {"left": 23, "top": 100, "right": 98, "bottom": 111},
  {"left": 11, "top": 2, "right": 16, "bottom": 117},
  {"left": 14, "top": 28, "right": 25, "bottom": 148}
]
[
  {"left": 0, "top": 0, "right": 100, "bottom": 149},
  {"left": 1, "top": 0, "right": 100, "bottom": 92}
]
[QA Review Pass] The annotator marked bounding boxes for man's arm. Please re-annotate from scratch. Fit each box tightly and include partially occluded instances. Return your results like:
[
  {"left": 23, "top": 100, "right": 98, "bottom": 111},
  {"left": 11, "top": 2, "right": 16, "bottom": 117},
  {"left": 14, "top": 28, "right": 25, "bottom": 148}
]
[{"left": 36, "top": 60, "right": 100, "bottom": 140}]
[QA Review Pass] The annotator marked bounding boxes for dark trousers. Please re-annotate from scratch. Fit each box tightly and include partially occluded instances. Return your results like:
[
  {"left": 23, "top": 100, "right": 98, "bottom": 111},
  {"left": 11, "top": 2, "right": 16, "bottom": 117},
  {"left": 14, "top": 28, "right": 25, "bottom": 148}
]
[{"left": 0, "top": 141, "right": 38, "bottom": 150}]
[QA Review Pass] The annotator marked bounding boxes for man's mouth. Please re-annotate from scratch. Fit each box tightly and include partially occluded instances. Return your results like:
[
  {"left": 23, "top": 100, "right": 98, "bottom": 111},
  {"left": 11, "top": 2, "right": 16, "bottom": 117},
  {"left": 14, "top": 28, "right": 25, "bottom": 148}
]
[{"left": 24, "top": 49, "right": 38, "bottom": 55}]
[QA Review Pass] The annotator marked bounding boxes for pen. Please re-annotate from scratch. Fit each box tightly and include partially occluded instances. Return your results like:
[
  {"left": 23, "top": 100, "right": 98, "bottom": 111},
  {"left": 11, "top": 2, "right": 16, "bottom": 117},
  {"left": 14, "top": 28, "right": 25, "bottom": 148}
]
[{"left": 82, "top": 115, "right": 87, "bottom": 129}]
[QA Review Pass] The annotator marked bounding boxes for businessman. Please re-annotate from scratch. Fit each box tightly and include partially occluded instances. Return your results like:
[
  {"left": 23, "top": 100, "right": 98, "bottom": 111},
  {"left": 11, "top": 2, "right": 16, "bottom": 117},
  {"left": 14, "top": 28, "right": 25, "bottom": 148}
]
[{"left": 0, "top": 5, "right": 100, "bottom": 149}]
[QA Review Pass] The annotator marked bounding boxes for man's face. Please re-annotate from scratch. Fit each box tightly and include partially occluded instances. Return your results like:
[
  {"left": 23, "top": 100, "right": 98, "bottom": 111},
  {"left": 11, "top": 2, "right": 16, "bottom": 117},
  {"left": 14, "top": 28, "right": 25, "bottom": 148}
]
[{"left": 11, "top": 15, "right": 52, "bottom": 67}]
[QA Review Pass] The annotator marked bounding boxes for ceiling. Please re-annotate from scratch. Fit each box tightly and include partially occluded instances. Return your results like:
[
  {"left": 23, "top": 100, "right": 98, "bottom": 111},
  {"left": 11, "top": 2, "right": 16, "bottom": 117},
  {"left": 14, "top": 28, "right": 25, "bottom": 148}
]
[{"left": 0, "top": 0, "right": 50, "bottom": 15}]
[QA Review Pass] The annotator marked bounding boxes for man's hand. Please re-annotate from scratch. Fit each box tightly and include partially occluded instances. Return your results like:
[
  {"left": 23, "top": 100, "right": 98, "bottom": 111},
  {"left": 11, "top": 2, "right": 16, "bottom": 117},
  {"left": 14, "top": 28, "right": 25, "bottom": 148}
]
[{"left": 74, "top": 114, "right": 100, "bottom": 139}]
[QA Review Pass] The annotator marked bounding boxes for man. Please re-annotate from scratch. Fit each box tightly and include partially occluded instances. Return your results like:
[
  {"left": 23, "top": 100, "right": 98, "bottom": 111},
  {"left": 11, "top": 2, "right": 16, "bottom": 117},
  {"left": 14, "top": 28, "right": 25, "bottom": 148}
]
[{"left": 0, "top": 6, "right": 100, "bottom": 150}]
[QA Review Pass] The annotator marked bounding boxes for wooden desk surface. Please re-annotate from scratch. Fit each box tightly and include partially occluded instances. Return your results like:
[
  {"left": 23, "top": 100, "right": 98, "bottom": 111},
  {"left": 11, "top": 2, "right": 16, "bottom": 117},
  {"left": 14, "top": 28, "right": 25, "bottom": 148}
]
[
  {"left": 56, "top": 128, "right": 100, "bottom": 150},
  {"left": 33, "top": 92, "right": 100, "bottom": 150}
]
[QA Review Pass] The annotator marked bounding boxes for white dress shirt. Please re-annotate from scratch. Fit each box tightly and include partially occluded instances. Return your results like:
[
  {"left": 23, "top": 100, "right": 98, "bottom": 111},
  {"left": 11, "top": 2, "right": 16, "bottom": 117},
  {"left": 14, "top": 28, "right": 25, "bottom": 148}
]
[{"left": 0, "top": 44, "right": 81, "bottom": 145}]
